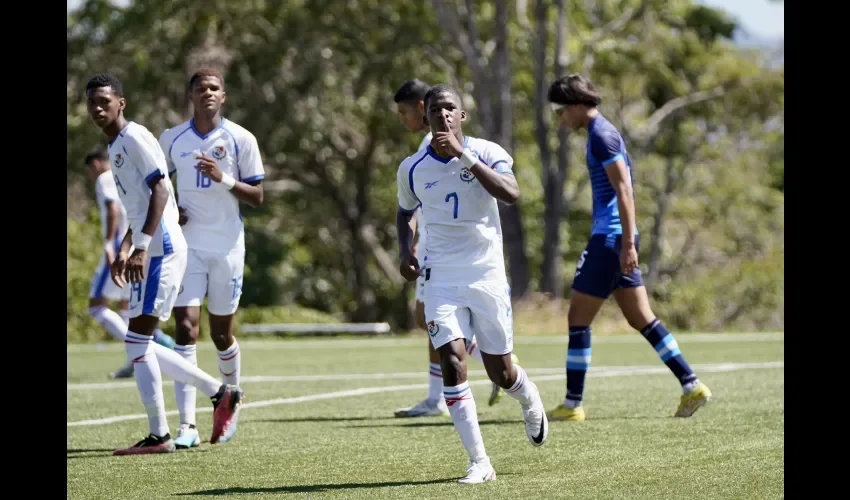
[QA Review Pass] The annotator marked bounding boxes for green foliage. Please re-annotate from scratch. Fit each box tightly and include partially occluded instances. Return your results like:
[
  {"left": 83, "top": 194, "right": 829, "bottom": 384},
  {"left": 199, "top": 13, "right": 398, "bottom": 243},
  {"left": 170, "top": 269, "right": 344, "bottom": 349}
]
[{"left": 67, "top": 0, "right": 784, "bottom": 340}]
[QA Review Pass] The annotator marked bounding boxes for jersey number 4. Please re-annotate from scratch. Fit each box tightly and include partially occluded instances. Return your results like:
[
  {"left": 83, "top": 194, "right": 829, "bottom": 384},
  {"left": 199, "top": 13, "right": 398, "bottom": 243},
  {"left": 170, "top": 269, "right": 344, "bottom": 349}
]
[{"left": 445, "top": 192, "right": 459, "bottom": 219}]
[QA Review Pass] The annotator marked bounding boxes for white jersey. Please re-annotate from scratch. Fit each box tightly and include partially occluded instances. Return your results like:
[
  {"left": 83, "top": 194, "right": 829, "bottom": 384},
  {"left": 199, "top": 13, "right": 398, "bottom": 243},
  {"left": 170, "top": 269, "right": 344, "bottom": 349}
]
[
  {"left": 160, "top": 118, "right": 265, "bottom": 254},
  {"left": 397, "top": 136, "right": 514, "bottom": 286},
  {"left": 413, "top": 131, "right": 432, "bottom": 260},
  {"left": 94, "top": 170, "right": 129, "bottom": 248},
  {"left": 107, "top": 121, "right": 186, "bottom": 257}
]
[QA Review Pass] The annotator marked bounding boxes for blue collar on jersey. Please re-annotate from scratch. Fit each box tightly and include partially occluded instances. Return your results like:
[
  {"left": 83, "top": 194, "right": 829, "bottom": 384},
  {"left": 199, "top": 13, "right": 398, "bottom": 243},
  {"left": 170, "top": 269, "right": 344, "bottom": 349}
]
[
  {"left": 108, "top": 122, "right": 133, "bottom": 147},
  {"left": 189, "top": 117, "right": 227, "bottom": 140},
  {"left": 425, "top": 136, "right": 470, "bottom": 164}
]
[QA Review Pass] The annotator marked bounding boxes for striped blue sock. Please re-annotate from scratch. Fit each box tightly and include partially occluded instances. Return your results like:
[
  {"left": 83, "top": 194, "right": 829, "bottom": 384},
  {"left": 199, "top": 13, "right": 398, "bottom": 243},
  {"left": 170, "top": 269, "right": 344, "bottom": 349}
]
[
  {"left": 565, "top": 326, "right": 591, "bottom": 407},
  {"left": 641, "top": 319, "right": 698, "bottom": 386}
]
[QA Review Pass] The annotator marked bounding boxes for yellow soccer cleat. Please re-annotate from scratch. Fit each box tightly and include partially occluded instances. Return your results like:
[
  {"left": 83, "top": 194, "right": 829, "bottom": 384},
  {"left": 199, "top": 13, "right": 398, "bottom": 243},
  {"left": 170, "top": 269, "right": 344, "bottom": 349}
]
[
  {"left": 675, "top": 381, "right": 712, "bottom": 417},
  {"left": 546, "top": 404, "right": 585, "bottom": 421}
]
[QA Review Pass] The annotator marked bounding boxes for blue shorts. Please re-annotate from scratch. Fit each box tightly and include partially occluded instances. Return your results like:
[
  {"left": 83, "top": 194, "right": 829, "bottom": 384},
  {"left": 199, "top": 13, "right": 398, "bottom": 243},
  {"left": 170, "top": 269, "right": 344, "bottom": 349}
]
[{"left": 572, "top": 234, "right": 643, "bottom": 299}]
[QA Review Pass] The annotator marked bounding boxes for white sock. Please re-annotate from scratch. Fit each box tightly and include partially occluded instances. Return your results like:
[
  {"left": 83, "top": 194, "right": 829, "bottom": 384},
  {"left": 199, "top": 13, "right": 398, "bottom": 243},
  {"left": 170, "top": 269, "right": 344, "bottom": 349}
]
[
  {"left": 217, "top": 340, "right": 241, "bottom": 386},
  {"left": 466, "top": 340, "right": 484, "bottom": 364},
  {"left": 151, "top": 343, "right": 222, "bottom": 398},
  {"left": 89, "top": 306, "right": 127, "bottom": 342},
  {"left": 428, "top": 363, "right": 444, "bottom": 403},
  {"left": 444, "top": 381, "right": 488, "bottom": 463},
  {"left": 125, "top": 332, "right": 169, "bottom": 437},
  {"left": 120, "top": 309, "right": 131, "bottom": 326},
  {"left": 504, "top": 365, "right": 540, "bottom": 407},
  {"left": 173, "top": 344, "right": 198, "bottom": 426}
]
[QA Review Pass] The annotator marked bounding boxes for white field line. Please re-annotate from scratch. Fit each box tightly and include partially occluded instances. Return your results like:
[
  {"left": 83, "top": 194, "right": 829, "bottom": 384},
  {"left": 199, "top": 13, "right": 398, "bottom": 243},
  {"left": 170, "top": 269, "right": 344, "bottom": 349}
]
[
  {"left": 66, "top": 332, "right": 784, "bottom": 353},
  {"left": 67, "top": 361, "right": 783, "bottom": 427}
]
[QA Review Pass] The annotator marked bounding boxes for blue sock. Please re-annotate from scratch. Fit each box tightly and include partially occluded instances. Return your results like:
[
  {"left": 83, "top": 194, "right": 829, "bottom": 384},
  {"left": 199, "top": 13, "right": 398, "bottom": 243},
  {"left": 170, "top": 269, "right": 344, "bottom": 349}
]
[
  {"left": 565, "top": 326, "right": 591, "bottom": 407},
  {"left": 153, "top": 329, "right": 176, "bottom": 349},
  {"left": 640, "top": 319, "right": 698, "bottom": 387}
]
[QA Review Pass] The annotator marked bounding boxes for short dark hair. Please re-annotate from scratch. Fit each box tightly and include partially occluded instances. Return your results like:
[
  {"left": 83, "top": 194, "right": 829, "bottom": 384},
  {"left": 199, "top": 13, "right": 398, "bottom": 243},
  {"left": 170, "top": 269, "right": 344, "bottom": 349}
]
[
  {"left": 84, "top": 145, "right": 109, "bottom": 166},
  {"left": 188, "top": 67, "right": 225, "bottom": 90},
  {"left": 548, "top": 74, "right": 602, "bottom": 107},
  {"left": 423, "top": 83, "right": 462, "bottom": 109},
  {"left": 85, "top": 73, "right": 124, "bottom": 97},
  {"left": 394, "top": 79, "right": 431, "bottom": 104}
]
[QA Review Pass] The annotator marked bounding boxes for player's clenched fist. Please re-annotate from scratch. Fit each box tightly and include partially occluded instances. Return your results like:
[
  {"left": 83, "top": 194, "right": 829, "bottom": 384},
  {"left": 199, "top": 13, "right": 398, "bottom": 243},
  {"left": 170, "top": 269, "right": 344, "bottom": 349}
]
[
  {"left": 195, "top": 152, "right": 223, "bottom": 182},
  {"left": 399, "top": 252, "right": 421, "bottom": 282}
]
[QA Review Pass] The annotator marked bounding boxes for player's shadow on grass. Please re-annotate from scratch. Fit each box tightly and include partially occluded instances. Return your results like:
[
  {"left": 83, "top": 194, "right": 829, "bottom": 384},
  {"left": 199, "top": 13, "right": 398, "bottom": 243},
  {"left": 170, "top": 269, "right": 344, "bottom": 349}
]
[
  {"left": 175, "top": 476, "right": 513, "bottom": 496},
  {"left": 250, "top": 416, "right": 393, "bottom": 424},
  {"left": 347, "top": 418, "right": 520, "bottom": 429}
]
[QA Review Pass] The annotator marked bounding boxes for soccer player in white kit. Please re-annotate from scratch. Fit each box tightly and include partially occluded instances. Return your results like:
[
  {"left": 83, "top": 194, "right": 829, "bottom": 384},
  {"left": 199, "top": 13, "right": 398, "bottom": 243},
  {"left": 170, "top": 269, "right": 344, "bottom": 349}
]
[
  {"left": 85, "top": 147, "right": 177, "bottom": 379},
  {"left": 159, "top": 68, "right": 264, "bottom": 448},
  {"left": 391, "top": 80, "right": 510, "bottom": 419},
  {"left": 395, "top": 84, "right": 548, "bottom": 483},
  {"left": 85, "top": 72, "right": 244, "bottom": 455}
]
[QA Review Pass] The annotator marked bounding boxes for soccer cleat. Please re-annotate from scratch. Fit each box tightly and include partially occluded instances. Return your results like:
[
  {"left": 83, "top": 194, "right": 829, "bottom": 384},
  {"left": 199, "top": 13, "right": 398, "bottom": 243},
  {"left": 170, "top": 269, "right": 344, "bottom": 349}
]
[
  {"left": 153, "top": 330, "right": 176, "bottom": 349},
  {"left": 521, "top": 382, "right": 548, "bottom": 446},
  {"left": 458, "top": 460, "right": 497, "bottom": 484},
  {"left": 675, "top": 381, "right": 712, "bottom": 417},
  {"left": 547, "top": 404, "right": 586, "bottom": 421},
  {"left": 110, "top": 363, "right": 134, "bottom": 379},
  {"left": 210, "top": 384, "right": 244, "bottom": 444},
  {"left": 394, "top": 398, "right": 449, "bottom": 418},
  {"left": 218, "top": 407, "right": 241, "bottom": 444},
  {"left": 173, "top": 424, "right": 201, "bottom": 449},
  {"left": 488, "top": 353, "right": 519, "bottom": 406},
  {"left": 113, "top": 434, "right": 176, "bottom": 455}
]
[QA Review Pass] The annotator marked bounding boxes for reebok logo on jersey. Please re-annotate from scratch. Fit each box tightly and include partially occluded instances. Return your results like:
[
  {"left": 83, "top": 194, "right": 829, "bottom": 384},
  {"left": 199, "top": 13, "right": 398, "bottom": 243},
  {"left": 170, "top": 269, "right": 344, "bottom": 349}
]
[
  {"left": 425, "top": 181, "right": 439, "bottom": 189},
  {"left": 180, "top": 152, "right": 194, "bottom": 157}
]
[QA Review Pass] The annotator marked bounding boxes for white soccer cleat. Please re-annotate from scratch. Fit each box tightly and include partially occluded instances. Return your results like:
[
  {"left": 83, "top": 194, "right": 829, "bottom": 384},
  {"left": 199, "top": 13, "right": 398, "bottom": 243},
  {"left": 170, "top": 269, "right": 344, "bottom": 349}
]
[
  {"left": 458, "top": 459, "right": 497, "bottom": 484},
  {"left": 393, "top": 398, "right": 449, "bottom": 418},
  {"left": 173, "top": 424, "right": 201, "bottom": 449},
  {"left": 521, "top": 382, "right": 548, "bottom": 447}
]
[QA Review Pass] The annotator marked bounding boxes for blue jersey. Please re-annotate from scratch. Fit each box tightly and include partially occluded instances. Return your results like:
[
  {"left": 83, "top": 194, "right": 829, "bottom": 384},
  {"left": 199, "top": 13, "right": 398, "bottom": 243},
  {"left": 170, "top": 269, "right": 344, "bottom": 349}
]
[{"left": 586, "top": 114, "right": 638, "bottom": 237}]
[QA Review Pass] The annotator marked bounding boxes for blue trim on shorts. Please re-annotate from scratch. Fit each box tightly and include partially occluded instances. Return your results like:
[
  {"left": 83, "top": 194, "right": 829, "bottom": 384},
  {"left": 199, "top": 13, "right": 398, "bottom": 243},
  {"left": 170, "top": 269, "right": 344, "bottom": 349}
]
[{"left": 142, "top": 256, "right": 164, "bottom": 315}]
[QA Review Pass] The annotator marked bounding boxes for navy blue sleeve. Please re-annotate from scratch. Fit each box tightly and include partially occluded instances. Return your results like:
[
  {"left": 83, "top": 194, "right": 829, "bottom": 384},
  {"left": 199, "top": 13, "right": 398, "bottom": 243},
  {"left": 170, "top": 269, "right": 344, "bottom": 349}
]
[{"left": 589, "top": 128, "right": 625, "bottom": 167}]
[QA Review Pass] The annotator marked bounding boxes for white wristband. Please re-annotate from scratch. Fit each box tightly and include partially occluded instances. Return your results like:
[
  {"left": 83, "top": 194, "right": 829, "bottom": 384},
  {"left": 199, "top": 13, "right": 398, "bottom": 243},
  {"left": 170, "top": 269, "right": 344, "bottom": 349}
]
[
  {"left": 220, "top": 172, "right": 237, "bottom": 190},
  {"left": 459, "top": 148, "right": 478, "bottom": 169},
  {"left": 104, "top": 239, "right": 114, "bottom": 254},
  {"left": 132, "top": 232, "right": 152, "bottom": 251}
]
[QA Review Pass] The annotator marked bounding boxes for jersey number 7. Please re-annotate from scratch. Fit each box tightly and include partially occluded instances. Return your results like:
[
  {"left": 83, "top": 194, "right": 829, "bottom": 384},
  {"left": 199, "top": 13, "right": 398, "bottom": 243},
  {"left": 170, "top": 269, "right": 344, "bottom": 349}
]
[{"left": 445, "top": 192, "right": 459, "bottom": 219}]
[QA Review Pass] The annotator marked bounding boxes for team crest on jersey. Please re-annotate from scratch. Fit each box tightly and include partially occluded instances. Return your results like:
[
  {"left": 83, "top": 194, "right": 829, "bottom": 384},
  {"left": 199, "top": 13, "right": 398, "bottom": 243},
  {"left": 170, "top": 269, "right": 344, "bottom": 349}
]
[
  {"left": 212, "top": 146, "right": 227, "bottom": 160},
  {"left": 427, "top": 320, "right": 440, "bottom": 337},
  {"left": 459, "top": 167, "right": 476, "bottom": 183},
  {"left": 113, "top": 153, "right": 124, "bottom": 168}
]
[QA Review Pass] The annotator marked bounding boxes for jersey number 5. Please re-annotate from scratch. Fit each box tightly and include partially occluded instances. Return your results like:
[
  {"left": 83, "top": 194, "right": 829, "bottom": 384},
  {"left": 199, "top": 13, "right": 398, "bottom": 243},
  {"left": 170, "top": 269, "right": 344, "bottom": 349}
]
[{"left": 445, "top": 192, "right": 459, "bottom": 219}]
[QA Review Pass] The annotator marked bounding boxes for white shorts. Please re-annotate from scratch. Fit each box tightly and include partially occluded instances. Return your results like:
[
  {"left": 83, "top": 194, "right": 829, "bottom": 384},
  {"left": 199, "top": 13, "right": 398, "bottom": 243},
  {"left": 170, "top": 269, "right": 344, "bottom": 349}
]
[
  {"left": 127, "top": 249, "right": 188, "bottom": 322},
  {"left": 175, "top": 248, "right": 245, "bottom": 316},
  {"left": 415, "top": 274, "right": 426, "bottom": 303},
  {"left": 89, "top": 253, "right": 131, "bottom": 301},
  {"left": 424, "top": 280, "right": 514, "bottom": 355}
]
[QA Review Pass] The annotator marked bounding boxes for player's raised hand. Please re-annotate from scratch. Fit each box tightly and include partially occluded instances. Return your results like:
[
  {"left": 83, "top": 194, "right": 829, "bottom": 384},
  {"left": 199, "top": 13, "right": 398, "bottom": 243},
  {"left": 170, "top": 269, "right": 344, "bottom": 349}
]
[
  {"left": 620, "top": 244, "right": 638, "bottom": 276},
  {"left": 111, "top": 251, "right": 128, "bottom": 288},
  {"left": 399, "top": 252, "right": 421, "bottom": 282},
  {"left": 433, "top": 112, "right": 463, "bottom": 158},
  {"left": 125, "top": 248, "right": 147, "bottom": 284},
  {"left": 195, "top": 152, "right": 223, "bottom": 182}
]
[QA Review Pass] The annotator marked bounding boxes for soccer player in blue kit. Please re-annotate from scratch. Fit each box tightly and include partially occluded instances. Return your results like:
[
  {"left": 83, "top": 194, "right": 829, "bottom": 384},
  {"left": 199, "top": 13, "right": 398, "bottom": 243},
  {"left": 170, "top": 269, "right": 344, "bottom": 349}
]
[{"left": 545, "top": 74, "right": 712, "bottom": 422}]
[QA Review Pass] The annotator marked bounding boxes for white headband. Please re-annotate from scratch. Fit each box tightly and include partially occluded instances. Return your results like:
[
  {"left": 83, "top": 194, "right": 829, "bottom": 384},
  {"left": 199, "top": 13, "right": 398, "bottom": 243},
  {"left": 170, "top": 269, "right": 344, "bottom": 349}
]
[{"left": 550, "top": 103, "right": 565, "bottom": 112}]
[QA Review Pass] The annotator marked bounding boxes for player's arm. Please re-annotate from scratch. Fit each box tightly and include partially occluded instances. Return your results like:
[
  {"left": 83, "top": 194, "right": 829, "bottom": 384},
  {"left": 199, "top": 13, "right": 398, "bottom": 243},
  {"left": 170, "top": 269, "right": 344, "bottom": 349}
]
[
  {"left": 433, "top": 124, "right": 519, "bottom": 204},
  {"left": 396, "top": 162, "right": 421, "bottom": 281},
  {"left": 467, "top": 156, "right": 520, "bottom": 205},
  {"left": 410, "top": 212, "right": 419, "bottom": 257},
  {"left": 199, "top": 132, "right": 265, "bottom": 207},
  {"left": 104, "top": 200, "right": 121, "bottom": 263},
  {"left": 130, "top": 133, "right": 171, "bottom": 254},
  {"left": 595, "top": 132, "right": 636, "bottom": 249}
]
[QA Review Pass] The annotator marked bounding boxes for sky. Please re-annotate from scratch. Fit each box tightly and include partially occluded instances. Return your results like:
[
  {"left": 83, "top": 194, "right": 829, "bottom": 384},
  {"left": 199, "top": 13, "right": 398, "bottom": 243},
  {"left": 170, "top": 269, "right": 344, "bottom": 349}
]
[{"left": 67, "top": 0, "right": 783, "bottom": 43}]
